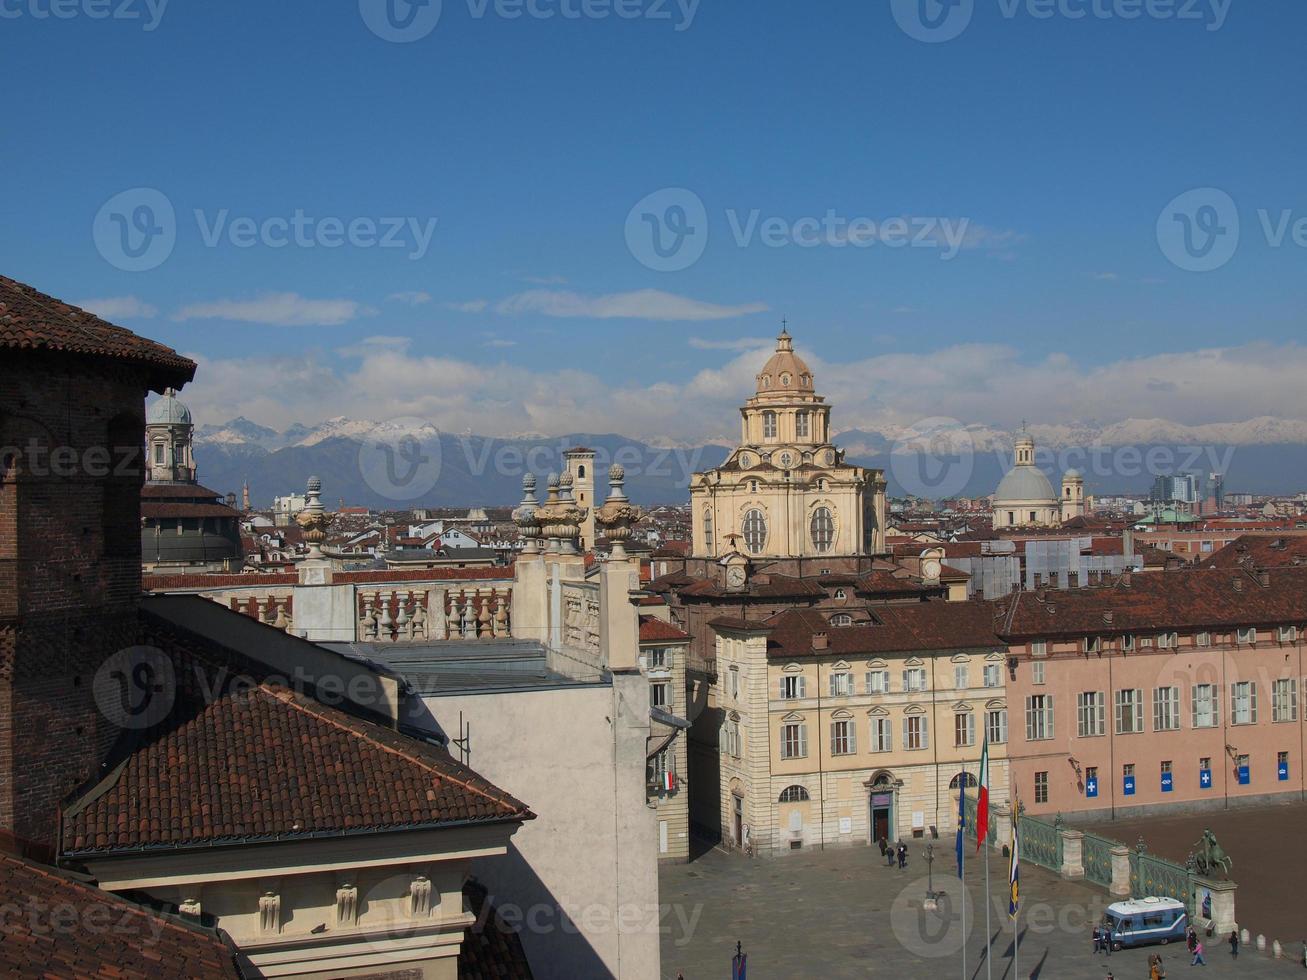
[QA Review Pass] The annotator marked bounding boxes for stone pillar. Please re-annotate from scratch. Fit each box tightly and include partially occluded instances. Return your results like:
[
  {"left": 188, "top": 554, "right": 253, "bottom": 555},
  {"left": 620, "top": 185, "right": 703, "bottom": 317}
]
[
  {"left": 992, "top": 803, "right": 1013, "bottom": 852},
  {"left": 1192, "top": 877, "right": 1237, "bottom": 937},
  {"left": 1060, "top": 829, "right": 1085, "bottom": 879},
  {"left": 1109, "top": 844, "right": 1131, "bottom": 896}
]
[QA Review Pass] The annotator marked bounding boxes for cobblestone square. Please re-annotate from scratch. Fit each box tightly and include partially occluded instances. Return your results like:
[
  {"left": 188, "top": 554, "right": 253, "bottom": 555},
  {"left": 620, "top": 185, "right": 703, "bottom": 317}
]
[{"left": 660, "top": 841, "right": 1300, "bottom": 978}]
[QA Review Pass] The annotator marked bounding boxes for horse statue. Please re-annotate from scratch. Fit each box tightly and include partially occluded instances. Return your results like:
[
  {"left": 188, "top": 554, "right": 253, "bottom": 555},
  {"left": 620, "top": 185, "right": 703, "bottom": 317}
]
[{"left": 1193, "top": 828, "right": 1232, "bottom": 878}]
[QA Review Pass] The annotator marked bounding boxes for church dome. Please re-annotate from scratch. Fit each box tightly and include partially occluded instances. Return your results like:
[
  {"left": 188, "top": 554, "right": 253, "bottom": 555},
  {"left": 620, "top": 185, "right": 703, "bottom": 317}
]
[
  {"left": 994, "top": 466, "right": 1057, "bottom": 503},
  {"left": 147, "top": 388, "right": 192, "bottom": 426},
  {"left": 1064, "top": 468, "right": 1083, "bottom": 480},
  {"left": 756, "top": 328, "right": 815, "bottom": 394}
]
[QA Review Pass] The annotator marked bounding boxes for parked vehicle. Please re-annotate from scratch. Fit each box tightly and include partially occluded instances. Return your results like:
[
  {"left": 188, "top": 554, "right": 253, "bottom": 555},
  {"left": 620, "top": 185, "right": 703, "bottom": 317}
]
[{"left": 1103, "top": 897, "right": 1188, "bottom": 951}]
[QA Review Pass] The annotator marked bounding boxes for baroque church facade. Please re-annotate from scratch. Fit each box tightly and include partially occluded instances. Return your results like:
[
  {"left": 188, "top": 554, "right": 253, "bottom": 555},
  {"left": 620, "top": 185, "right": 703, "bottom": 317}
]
[{"left": 689, "top": 329, "right": 887, "bottom": 562}]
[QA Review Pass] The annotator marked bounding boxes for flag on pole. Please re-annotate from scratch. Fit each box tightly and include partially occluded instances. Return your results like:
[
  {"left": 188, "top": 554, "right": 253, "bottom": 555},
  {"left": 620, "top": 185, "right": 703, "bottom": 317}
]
[
  {"left": 1008, "top": 803, "right": 1020, "bottom": 919},
  {"left": 732, "top": 945, "right": 747, "bottom": 980},
  {"left": 955, "top": 767, "right": 966, "bottom": 879},
  {"left": 974, "top": 736, "right": 990, "bottom": 852}
]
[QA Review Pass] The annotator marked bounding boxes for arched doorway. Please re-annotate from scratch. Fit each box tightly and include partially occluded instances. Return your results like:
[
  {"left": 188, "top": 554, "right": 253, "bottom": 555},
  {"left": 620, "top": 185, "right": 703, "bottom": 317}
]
[{"left": 866, "top": 771, "right": 897, "bottom": 846}]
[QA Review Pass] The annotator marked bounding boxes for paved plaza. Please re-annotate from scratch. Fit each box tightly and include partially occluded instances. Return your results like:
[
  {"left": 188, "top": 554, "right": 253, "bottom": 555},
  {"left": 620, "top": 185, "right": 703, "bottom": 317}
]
[
  {"left": 660, "top": 840, "right": 1301, "bottom": 978},
  {"left": 1084, "top": 800, "right": 1307, "bottom": 950}
]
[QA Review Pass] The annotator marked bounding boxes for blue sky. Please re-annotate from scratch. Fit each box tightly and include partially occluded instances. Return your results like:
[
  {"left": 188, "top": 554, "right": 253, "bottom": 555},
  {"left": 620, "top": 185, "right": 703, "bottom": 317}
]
[{"left": 3, "top": 0, "right": 1306, "bottom": 443}]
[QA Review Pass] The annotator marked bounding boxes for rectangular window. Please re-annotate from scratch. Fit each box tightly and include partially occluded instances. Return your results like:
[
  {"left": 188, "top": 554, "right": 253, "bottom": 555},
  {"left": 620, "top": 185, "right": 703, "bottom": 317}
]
[
  {"left": 1196, "top": 631, "right": 1211, "bottom": 647},
  {"left": 651, "top": 681, "right": 670, "bottom": 710},
  {"left": 1123, "top": 763, "right": 1135, "bottom": 777},
  {"left": 986, "top": 709, "right": 1008, "bottom": 745},
  {"left": 954, "top": 712, "right": 975, "bottom": 747},
  {"left": 781, "top": 675, "right": 806, "bottom": 700},
  {"left": 650, "top": 748, "right": 670, "bottom": 785},
  {"left": 1034, "top": 771, "right": 1049, "bottom": 804},
  {"left": 1157, "top": 632, "right": 1178, "bottom": 649},
  {"left": 1274, "top": 678, "right": 1298, "bottom": 722},
  {"left": 830, "top": 719, "right": 855, "bottom": 755},
  {"left": 723, "top": 719, "right": 740, "bottom": 758},
  {"left": 781, "top": 722, "right": 807, "bottom": 759},
  {"left": 1084, "top": 636, "right": 1101, "bottom": 654},
  {"left": 1031, "top": 640, "right": 1048, "bottom": 657},
  {"left": 1153, "top": 686, "right": 1181, "bottom": 732},
  {"left": 904, "top": 715, "right": 929, "bottom": 751},
  {"left": 871, "top": 716, "right": 892, "bottom": 752},
  {"left": 1231, "top": 681, "right": 1258, "bottom": 725},
  {"left": 647, "top": 648, "right": 668, "bottom": 669},
  {"left": 1238, "top": 627, "right": 1257, "bottom": 645},
  {"left": 1200, "top": 755, "right": 1211, "bottom": 771},
  {"left": 866, "top": 669, "right": 889, "bottom": 694},
  {"left": 1025, "top": 694, "right": 1054, "bottom": 741},
  {"left": 983, "top": 663, "right": 1001, "bottom": 688},
  {"left": 1161, "top": 759, "right": 1172, "bottom": 774},
  {"left": 1122, "top": 634, "right": 1136, "bottom": 653},
  {"left": 795, "top": 411, "right": 809, "bottom": 438},
  {"left": 1031, "top": 661, "right": 1046, "bottom": 686},
  {"left": 1192, "top": 684, "right": 1219, "bottom": 728},
  {"left": 902, "top": 667, "right": 926, "bottom": 692},
  {"left": 1279, "top": 626, "right": 1298, "bottom": 644},
  {"left": 829, "top": 672, "right": 852, "bottom": 697},
  {"left": 1115, "top": 689, "right": 1144, "bottom": 734},
  {"left": 1077, "top": 692, "right": 1105, "bottom": 737},
  {"left": 763, "top": 412, "right": 777, "bottom": 439},
  {"left": 729, "top": 665, "right": 740, "bottom": 699},
  {"left": 954, "top": 664, "right": 969, "bottom": 689}
]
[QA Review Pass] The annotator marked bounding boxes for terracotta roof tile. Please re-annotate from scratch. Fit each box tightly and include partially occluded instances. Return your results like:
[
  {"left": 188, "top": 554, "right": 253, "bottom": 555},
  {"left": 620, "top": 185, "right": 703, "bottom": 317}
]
[
  {"left": 763, "top": 602, "right": 1003, "bottom": 658},
  {"left": 0, "top": 274, "right": 194, "bottom": 387},
  {"left": 0, "top": 853, "right": 239, "bottom": 978},
  {"left": 639, "top": 616, "right": 690, "bottom": 643}
]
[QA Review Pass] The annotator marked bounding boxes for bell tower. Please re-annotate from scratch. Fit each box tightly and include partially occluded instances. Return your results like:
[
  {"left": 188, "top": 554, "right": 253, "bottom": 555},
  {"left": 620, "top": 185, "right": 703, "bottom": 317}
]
[{"left": 564, "top": 447, "right": 597, "bottom": 553}]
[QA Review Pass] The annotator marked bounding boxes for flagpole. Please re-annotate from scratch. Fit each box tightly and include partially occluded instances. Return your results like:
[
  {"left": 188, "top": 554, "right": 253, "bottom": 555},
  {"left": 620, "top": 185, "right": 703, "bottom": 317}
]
[
  {"left": 985, "top": 840, "right": 992, "bottom": 980},
  {"left": 958, "top": 767, "right": 967, "bottom": 980}
]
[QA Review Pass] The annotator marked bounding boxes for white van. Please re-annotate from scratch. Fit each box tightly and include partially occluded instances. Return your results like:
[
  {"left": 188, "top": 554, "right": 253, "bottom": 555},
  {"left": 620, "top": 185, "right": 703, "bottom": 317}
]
[{"left": 1103, "top": 896, "right": 1188, "bottom": 950}]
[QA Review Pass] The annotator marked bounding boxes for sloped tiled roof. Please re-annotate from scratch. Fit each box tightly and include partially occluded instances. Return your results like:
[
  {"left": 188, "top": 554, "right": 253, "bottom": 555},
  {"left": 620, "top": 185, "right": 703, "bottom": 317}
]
[
  {"left": 0, "top": 274, "right": 195, "bottom": 387},
  {"left": 1199, "top": 534, "right": 1307, "bottom": 570},
  {"left": 62, "top": 615, "right": 532, "bottom": 855},
  {"left": 639, "top": 616, "right": 690, "bottom": 643},
  {"left": 459, "top": 879, "right": 534, "bottom": 980},
  {"left": 995, "top": 566, "right": 1307, "bottom": 638},
  {"left": 0, "top": 852, "right": 240, "bottom": 978},
  {"left": 763, "top": 602, "right": 1004, "bottom": 659}
]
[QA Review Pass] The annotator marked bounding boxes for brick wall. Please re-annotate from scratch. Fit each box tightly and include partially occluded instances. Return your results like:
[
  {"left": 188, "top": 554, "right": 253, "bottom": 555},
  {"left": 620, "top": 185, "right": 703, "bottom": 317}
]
[{"left": 0, "top": 353, "right": 153, "bottom": 850}]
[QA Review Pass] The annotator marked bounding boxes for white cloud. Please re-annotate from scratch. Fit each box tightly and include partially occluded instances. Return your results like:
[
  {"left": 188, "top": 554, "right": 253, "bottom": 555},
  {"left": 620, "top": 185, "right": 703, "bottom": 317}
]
[
  {"left": 493, "top": 289, "right": 768, "bottom": 321},
  {"left": 173, "top": 293, "right": 374, "bottom": 327},
  {"left": 688, "top": 336, "right": 773, "bottom": 351},
  {"left": 386, "top": 290, "right": 432, "bottom": 305},
  {"left": 76, "top": 296, "right": 157, "bottom": 319}
]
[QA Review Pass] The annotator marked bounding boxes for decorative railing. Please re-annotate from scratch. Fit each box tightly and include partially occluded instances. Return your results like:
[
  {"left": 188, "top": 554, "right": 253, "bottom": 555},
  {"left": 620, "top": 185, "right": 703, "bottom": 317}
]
[
  {"left": 358, "top": 587, "right": 510, "bottom": 642},
  {"left": 1018, "top": 813, "right": 1063, "bottom": 872},
  {"left": 229, "top": 594, "right": 295, "bottom": 632},
  {"left": 1082, "top": 831, "right": 1115, "bottom": 889},
  {"left": 560, "top": 581, "right": 601, "bottom": 657},
  {"left": 961, "top": 793, "right": 997, "bottom": 846},
  {"left": 1131, "top": 845, "right": 1195, "bottom": 915}
]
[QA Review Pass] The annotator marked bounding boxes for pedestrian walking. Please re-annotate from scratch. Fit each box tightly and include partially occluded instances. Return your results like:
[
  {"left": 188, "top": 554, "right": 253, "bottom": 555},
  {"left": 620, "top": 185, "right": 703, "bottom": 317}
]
[
  {"left": 1186, "top": 927, "right": 1197, "bottom": 954},
  {"left": 897, "top": 840, "right": 907, "bottom": 870},
  {"left": 1228, "top": 930, "right": 1239, "bottom": 958},
  {"left": 1191, "top": 939, "right": 1206, "bottom": 966},
  {"left": 1092, "top": 924, "right": 1102, "bottom": 953},
  {"left": 885, "top": 843, "right": 895, "bottom": 867}
]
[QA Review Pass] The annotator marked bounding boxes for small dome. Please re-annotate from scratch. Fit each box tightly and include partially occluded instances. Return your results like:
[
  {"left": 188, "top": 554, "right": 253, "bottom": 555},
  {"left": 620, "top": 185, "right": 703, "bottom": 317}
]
[
  {"left": 756, "top": 328, "right": 815, "bottom": 394},
  {"left": 994, "top": 466, "right": 1057, "bottom": 503},
  {"left": 1064, "top": 468, "right": 1083, "bottom": 481},
  {"left": 147, "top": 388, "right": 192, "bottom": 426}
]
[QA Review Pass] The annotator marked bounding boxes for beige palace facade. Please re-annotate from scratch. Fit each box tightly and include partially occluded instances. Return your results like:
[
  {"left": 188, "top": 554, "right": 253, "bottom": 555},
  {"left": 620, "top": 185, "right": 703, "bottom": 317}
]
[{"left": 709, "top": 602, "right": 1010, "bottom": 856}]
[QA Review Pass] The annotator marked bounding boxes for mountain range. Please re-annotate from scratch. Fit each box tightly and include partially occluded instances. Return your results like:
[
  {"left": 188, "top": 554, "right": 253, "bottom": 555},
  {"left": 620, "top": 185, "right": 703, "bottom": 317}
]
[{"left": 190, "top": 416, "right": 1307, "bottom": 509}]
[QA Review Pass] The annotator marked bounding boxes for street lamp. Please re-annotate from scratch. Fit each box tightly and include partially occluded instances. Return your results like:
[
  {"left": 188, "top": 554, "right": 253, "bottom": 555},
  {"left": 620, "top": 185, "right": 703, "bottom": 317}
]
[{"left": 924, "top": 842, "right": 937, "bottom": 910}]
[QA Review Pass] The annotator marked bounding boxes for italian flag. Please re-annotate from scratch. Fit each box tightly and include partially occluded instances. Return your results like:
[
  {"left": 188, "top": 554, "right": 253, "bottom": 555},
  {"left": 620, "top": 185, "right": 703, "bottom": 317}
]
[{"left": 974, "top": 736, "right": 989, "bottom": 851}]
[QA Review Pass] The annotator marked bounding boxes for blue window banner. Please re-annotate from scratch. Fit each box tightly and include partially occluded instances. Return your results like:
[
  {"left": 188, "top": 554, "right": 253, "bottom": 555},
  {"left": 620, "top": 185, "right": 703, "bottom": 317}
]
[
  {"left": 1123, "top": 775, "right": 1136, "bottom": 796},
  {"left": 1161, "top": 772, "right": 1174, "bottom": 793},
  {"left": 1085, "top": 776, "right": 1099, "bottom": 798},
  {"left": 1199, "top": 768, "right": 1212, "bottom": 789},
  {"left": 1279, "top": 761, "right": 1290, "bottom": 781},
  {"left": 1238, "top": 765, "right": 1250, "bottom": 785}
]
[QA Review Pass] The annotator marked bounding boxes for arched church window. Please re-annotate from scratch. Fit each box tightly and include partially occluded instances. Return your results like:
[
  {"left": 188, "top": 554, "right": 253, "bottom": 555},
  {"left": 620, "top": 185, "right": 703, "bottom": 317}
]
[
  {"left": 762, "top": 412, "right": 777, "bottom": 440},
  {"left": 796, "top": 411, "right": 809, "bottom": 438},
  {"left": 949, "top": 772, "right": 979, "bottom": 789},
  {"left": 742, "top": 509, "right": 767, "bottom": 554},
  {"left": 778, "top": 785, "right": 810, "bottom": 803},
  {"left": 830, "top": 613, "right": 853, "bottom": 627},
  {"left": 761, "top": 374, "right": 771, "bottom": 389},
  {"left": 781, "top": 372, "right": 792, "bottom": 387},
  {"left": 810, "top": 506, "right": 834, "bottom": 553},
  {"left": 703, "top": 507, "right": 714, "bottom": 555},
  {"left": 578, "top": 464, "right": 586, "bottom": 479}
]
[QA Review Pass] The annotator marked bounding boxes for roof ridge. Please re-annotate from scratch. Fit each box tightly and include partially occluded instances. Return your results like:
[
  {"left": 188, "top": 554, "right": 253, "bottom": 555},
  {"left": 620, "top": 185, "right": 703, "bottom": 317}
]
[{"left": 259, "top": 684, "right": 522, "bottom": 814}]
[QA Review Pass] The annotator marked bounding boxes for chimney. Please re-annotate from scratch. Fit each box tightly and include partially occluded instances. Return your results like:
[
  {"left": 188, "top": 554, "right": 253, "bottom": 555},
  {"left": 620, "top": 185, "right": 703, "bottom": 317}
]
[
  {"left": 812, "top": 632, "right": 829, "bottom": 651},
  {"left": 1104, "top": 610, "right": 1115, "bottom": 626},
  {"left": 1232, "top": 577, "right": 1243, "bottom": 593},
  {"left": 1121, "top": 569, "right": 1133, "bottom": 588},
  {"left": 1258, "top": 570, "right": 1271, "bottom": 588}
]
